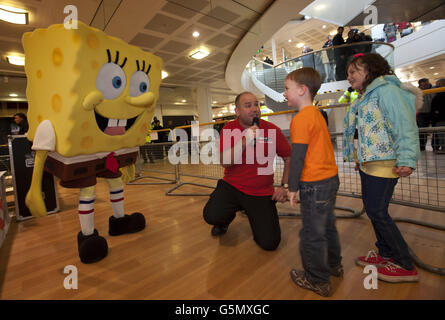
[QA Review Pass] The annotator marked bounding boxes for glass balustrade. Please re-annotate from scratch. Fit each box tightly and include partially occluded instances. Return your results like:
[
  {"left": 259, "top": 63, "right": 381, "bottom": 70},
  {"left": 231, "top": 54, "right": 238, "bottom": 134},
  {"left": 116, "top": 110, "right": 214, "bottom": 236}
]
[{"left": 247, "top": 42, "right": 394, "bottom": 96}]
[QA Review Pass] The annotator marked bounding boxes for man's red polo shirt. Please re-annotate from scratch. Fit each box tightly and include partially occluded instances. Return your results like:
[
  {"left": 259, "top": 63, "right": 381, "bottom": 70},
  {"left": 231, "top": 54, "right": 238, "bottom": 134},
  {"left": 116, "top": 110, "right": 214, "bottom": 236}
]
[{"left": 220, "top": 118, "right": 291, "bottom": 196}]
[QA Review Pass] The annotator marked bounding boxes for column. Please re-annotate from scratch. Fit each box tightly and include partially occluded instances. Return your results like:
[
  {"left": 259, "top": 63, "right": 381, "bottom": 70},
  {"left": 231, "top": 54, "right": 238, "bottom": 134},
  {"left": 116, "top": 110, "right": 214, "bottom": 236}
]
[
  {"left": 271, "top": 37, "right": 277, "bottom": 65},
  {"left": 196, "top": 86, "right": 212, "bottom": 124}
]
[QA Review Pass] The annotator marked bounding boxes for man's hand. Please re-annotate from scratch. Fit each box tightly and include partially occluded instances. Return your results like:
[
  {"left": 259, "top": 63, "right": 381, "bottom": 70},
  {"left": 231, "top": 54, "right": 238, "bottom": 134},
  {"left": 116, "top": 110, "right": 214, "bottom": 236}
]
[
  {"left": 272, "top": 186, "right": 288, "bottom": 203},
  {"left": 393, "top": 166, "right": 413, "bottom": 177},
  {"left": 288, "top": 191, "right": 299, "bottom": 208},
  {"left": 244, "top": 124, "right": 258, "bottom": 147}
]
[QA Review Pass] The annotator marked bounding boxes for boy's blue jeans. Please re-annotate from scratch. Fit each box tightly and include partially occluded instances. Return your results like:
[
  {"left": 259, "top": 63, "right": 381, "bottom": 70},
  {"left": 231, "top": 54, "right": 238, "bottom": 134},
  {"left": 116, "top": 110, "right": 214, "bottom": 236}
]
[
  {"left": 299, "top": 175, "right": 341, "bottom": 284},
  {"left": 359, "top": 170, "right": 414, "bottom": 270}
]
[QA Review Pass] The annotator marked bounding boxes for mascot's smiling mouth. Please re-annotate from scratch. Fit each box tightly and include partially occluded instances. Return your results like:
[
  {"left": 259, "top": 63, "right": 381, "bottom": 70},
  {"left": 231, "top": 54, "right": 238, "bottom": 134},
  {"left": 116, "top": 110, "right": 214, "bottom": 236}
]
[{"left": 94, "top": 111, "right": 138, "bottom": 136}]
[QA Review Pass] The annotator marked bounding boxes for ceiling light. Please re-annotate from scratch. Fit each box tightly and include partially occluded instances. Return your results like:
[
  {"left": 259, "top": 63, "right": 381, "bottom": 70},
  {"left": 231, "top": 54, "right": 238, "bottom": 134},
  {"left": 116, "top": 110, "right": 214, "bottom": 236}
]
[
  {"left": 213, "top": 101, "right": 217, "bottom": 104},
  {"left": 9, "top": 93, "right": 18, "bottom": 97},
  {"left": 434, "top": 72, "right": 439, "bottom": 75},
  {"left": 322, "top": 25, "right": 327, "bottom": 29},
  {"left": 189, "top": 48, "right": 209, "bottom": 60},
  {"left": 217, "top": 113, "right": 223, "bottom": 117},
  {"left": 192, "top": 31, "right": 200, "bottom": 38},
  {"left": 181, "top": 99, "right": 186, "bottom": 103},
  {"left": 161, "top": 70, "right": 169, "bottom": 79},
  {"left": 0, "top": 4, "right": 29, "bottom": 24},
  {"left": 6, "top": 55, "right": 25, "bottom": 66},
  {"left": 429, "top": 67, "right": 435, "bottom": 70},
  {"left": 288, "top": 39, "right": 291, "bottom": 42},
  {"left": 296, "top": 43, "right": 304, "bottom": 48}
]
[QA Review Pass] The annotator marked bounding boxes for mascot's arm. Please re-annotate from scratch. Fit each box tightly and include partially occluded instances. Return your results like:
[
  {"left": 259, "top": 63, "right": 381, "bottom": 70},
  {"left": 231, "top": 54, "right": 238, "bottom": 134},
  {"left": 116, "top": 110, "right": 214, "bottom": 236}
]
[
  {"left": 25, "top": 150, "right": 48, "bottom": 217},
  {"left": 24, "top": 119, "right": 56, "bottom": 218},
  {"left": 119, "top": 164, "right": 136, "bottom": 183},
  {"left": 25, "top": 150, "right": 48, "bottom": 218}
]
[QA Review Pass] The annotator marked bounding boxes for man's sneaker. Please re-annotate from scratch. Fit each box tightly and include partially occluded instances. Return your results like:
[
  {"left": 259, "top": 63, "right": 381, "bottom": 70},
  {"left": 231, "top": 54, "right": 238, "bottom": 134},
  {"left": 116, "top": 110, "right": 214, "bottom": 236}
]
[
  {"left": 211, "top": 225, "right": 228, "bottom": 237},
  {"left": 356, "top": 250, "right": 393, "bottom": 268},
  {"left": 330, "top": 264, "right": 344, "bottom": 277},
  {"left": 377, "top": 262, "right": 420, "bottom": 283},
  {"left": 290, "top": 269, "right": 332, "bottom": 297}
]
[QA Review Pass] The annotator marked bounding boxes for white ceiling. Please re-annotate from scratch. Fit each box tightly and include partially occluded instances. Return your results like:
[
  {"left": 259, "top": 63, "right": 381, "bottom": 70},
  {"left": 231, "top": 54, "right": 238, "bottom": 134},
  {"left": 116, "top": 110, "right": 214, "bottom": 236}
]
[
  {"left": 0, "top": 0, "right": 274, "bottom": 108},
  {"left": 395, "top": 53, "right": 445, "bottom": 86},
  {"left": 260, "top": 18, "right": 343, "bottom": 63},
  {"left": 300, "top": 0, "right": 376, "bottom": 26}
]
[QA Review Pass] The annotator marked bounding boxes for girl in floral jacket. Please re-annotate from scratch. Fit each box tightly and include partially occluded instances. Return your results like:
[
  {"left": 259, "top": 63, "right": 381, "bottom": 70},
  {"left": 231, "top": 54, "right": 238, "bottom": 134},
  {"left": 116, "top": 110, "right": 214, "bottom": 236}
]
[{"left": 343, "top": 53, "right": 423, "bottom": 283}]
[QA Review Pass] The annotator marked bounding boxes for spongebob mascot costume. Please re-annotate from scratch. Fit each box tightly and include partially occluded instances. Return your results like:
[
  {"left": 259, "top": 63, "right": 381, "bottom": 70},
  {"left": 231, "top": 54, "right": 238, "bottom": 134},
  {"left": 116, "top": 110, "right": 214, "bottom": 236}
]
[{"left": 23, "top": 21, "right": 162, "bottom": 263}]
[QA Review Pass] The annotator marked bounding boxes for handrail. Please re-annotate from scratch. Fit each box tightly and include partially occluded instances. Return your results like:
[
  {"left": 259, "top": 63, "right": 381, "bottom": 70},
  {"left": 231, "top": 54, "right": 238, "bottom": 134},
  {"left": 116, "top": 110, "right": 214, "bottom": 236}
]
[
  {"left": 150, "top": 86, "right": 445, "bottom": 132},
  {"left": 251, "top": 41, "right": 395, "bottom": 69},
  {"left": 422, "top": 87, "right": 445, "bottom": 95}
]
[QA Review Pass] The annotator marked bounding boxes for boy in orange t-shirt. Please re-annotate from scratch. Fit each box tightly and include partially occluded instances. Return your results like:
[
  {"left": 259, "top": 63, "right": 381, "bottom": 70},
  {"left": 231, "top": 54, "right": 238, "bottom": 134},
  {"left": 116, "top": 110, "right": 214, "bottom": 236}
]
[{"left": 284, "top": 68, "right": 341, "bottom": 297}]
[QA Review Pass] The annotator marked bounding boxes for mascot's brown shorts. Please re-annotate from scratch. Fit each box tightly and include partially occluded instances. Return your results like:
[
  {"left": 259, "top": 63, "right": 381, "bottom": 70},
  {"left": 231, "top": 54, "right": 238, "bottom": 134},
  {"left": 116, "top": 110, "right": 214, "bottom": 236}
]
[{"left": 44, "top": 152, "right": 138, "bottom": 188}]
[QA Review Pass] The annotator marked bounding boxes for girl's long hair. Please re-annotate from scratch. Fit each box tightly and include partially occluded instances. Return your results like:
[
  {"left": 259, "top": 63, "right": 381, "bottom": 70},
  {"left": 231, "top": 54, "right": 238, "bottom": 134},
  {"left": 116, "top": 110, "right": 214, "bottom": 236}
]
[{"left": 347, "top": 53, "right": 394, "bottom": 90}]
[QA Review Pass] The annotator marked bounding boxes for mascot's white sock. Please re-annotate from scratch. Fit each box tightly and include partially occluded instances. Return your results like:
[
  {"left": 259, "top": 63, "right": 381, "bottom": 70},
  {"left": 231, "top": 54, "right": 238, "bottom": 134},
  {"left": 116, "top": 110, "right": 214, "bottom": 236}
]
[
  {"left": 78, "top": 186, "right": 96, "bottom": 236},
  {"left": 107, "top": 177, "right": 125, "bottom": 218}
]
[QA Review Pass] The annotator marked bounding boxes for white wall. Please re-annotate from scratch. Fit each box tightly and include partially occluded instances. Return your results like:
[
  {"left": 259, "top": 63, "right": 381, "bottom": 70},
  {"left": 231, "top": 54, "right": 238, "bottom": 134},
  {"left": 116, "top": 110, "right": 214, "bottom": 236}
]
[{"left": 393, "top": 20, "right": 445, "bottom": 68}]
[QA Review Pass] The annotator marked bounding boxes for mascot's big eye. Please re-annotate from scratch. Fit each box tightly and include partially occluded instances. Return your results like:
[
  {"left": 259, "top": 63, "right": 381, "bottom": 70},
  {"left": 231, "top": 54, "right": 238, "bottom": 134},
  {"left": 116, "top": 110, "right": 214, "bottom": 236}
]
[
  {"left": 129, "top": 71, "right": 150, "bottom": 97},
  {"left": 96, "top": 63, "right": 127, "bottom": 100}
]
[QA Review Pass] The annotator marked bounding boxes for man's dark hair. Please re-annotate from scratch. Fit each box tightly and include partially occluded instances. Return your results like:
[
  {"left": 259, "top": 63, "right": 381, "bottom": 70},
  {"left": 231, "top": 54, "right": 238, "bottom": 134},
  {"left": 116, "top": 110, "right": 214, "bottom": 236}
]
[
  {"left": 234, "top": 91, "right": 254, "bottom": 108},
  {"left": 436, "top": 78, "right": 445, "bottom": 88},
  {"left": 14, "top": 112, "right": 27, "bottom": 120},
  {"left": 418, "top": 78, "right": 429, "bottom": 86}
]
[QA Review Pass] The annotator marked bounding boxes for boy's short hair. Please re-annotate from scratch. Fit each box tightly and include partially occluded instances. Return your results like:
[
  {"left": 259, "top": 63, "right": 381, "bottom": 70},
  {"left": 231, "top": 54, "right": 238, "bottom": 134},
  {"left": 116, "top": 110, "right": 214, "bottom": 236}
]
[{"left": 286, "top": 68, "right": 321, "bottom": 100}]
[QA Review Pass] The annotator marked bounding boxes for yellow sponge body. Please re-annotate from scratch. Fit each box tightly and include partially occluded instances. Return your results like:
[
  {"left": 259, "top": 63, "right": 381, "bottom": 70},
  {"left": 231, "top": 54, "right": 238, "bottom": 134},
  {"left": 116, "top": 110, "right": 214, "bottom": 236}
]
[{"left": 23, "top": 21, "right": 162, "bottom": 157}]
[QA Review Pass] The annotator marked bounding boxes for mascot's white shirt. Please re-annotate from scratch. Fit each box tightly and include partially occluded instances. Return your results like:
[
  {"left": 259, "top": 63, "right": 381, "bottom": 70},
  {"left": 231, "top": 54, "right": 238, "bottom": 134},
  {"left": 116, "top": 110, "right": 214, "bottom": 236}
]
[{"left": 32, "top": 120, "right": 138, "bottom": 164}]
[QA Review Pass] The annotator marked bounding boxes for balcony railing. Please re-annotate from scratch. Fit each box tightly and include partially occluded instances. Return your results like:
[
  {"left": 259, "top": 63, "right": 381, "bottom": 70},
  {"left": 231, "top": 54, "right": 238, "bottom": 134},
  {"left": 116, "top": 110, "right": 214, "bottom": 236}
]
[{"left": 246, "top": 41, "right": 395, "bottom": 101}]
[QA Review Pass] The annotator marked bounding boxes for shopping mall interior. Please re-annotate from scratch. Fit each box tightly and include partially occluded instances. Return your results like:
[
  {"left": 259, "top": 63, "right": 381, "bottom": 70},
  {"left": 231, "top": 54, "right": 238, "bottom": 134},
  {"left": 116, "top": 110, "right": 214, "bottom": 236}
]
[{"left": 0, "top": 0, "right": 444, "bottom": 301}]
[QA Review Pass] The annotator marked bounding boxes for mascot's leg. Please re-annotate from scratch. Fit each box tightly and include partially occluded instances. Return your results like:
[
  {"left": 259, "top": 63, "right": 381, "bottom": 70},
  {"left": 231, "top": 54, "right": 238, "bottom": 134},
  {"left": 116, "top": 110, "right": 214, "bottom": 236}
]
[
  {"left": 77, "top": 185, "right": 108, "bottom": 264},
  {"left": 107, "top": 177, "right": 146, "bottom": 236}
]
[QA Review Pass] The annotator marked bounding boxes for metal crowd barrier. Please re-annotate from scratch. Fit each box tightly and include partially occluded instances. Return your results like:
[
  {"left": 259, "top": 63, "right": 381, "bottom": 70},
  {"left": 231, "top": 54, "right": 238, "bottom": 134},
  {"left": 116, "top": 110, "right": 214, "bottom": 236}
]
[
  {"left": 333, "top": 127, "right": 445, "bottom": 212},
  {"left": 129, "top": 117, "right": 445, "bottom": 275},
  {"left": 131, "top": 124, "right": 445, "bottom": 212},
  {"left": 127, "top": 128, "right": 178, "bottom": 185}
]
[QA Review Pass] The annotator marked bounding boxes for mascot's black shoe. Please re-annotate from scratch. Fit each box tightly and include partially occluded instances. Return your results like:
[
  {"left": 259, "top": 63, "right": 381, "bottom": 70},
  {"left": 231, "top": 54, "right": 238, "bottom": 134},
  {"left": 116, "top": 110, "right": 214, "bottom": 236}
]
[
  {"left": 77, "top": 229, "right": 108, "bottom": 264},
  {"left": 109, "top": 212, "right": 146, "bottom": 236}
]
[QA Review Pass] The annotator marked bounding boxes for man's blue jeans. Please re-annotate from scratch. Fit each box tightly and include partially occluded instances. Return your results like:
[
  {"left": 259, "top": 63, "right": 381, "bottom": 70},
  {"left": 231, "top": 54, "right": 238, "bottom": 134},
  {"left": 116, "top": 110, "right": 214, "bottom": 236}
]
[
  {"left": 299, "top": 175, "right": 342, "bottom": 284},
  {"left": 359, "top": 170, "right": 414, "bottom": 270}
]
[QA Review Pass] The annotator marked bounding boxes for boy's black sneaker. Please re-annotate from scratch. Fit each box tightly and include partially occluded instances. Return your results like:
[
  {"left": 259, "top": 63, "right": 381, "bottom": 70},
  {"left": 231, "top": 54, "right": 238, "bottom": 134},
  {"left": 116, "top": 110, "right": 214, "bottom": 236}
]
[
  {"left": 290, "top": 269, "right": 332, "bottom": 297},
  {"left": 330, "top": 264, "right": 344, "bottom": 277}
]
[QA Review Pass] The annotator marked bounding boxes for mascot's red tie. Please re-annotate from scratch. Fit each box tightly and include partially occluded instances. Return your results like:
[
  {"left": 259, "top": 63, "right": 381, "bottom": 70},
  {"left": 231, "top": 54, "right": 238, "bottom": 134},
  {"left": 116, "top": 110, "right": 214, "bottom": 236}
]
[{"left": 105, "top": 152, "right": 119, "bottom": 173}]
